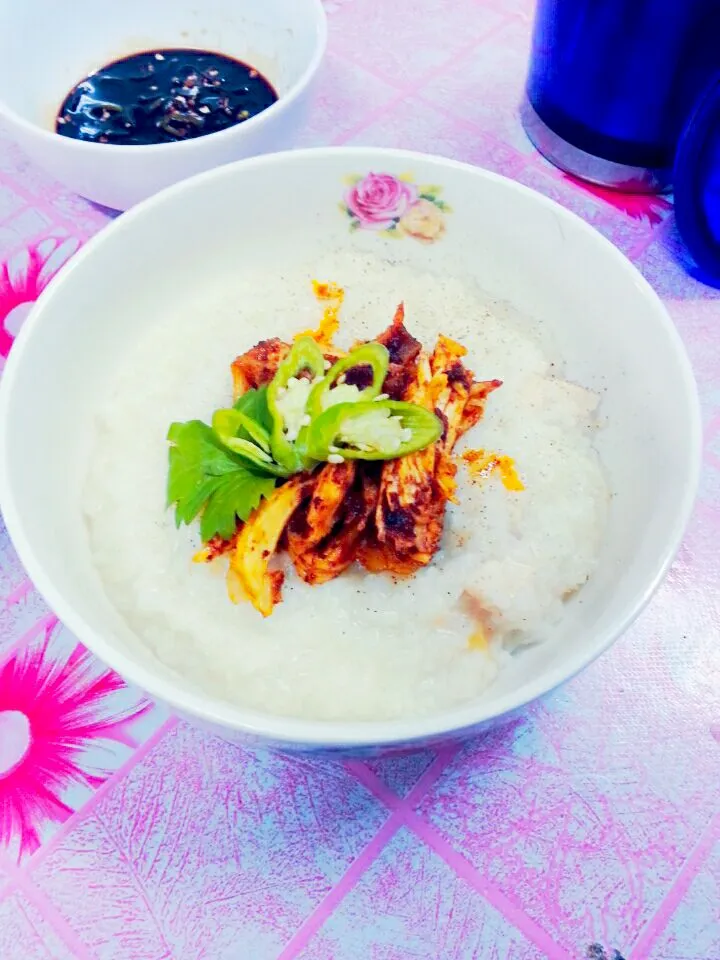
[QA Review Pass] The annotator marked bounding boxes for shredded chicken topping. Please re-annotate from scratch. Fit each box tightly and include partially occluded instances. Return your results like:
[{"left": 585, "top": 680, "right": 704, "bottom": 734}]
[{"left": 204, "top": 297, "right": 512, "bottom": 617}]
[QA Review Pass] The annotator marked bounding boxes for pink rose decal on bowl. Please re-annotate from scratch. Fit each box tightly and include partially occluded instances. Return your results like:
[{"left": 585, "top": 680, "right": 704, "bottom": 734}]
[
  {"left": 345, "top": 173, "right": 418, "bottom": 231},
  {"left": 342, "top": 172, "right": 450, "bottom": 242}
]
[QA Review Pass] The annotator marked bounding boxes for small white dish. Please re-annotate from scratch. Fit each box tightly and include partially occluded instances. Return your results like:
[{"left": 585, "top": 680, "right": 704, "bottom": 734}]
[
  {"left": 0, "top": 0, "right": 327, "bottom": 210},
  {"left": 0, "top": 147, "right": 702, "bottom": 754}
]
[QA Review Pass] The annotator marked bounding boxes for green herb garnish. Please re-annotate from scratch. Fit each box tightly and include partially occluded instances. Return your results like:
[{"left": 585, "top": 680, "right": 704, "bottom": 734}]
[
  {"left": 167, "top": 419, "right": 276, "bottom": 542},
  {"left": 233, "top": 384, "right": 273, "bottom": 433}
]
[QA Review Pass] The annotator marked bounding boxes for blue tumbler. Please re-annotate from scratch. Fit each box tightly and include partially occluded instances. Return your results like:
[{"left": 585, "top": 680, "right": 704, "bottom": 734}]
[{"left": 522, "top": 0, "right": 720, "bottom": 193}]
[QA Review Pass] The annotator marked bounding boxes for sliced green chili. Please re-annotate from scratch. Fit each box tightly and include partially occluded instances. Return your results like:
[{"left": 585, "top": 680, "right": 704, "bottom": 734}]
[
  {"left": 267, "top": 337, "right": 326, "bottom": 472},
  {"left": 307, "top": 343, "right": 389, "bottom": 420},
  {"left": 211, "top": 409, "right": 290, "bottom": 477},
  {"left": 306, "top": 399, "right": 443, "bottom": 462},
  {"left": 214, "top": 408, "right": 271, "bottom": 452}
]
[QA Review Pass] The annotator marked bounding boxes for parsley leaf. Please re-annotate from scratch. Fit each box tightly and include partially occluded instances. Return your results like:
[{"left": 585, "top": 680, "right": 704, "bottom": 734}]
[
  {"left": 234, "top": 385, "right": 273, "bottom": 433},
  {"left": 199, "top": 469, "right": 274, "bottom": 542},
  {"left": 167, "top": 420, "right": 276, "bottom": 541}
]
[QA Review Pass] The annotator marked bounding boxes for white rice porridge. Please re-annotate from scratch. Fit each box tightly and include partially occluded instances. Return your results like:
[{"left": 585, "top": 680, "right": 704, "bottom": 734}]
[{"left": 84, "top": 252, "right": 608, "bottom": 721}]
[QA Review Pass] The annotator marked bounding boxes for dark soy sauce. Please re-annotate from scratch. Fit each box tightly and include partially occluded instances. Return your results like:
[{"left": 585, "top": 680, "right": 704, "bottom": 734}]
[{"left": 56, "top": 49, "right": 278, "bottom": 145}]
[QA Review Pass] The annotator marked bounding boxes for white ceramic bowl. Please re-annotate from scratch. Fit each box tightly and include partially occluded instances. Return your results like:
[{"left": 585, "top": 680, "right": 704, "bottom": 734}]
[
  {"left": 0, "top": 0, "right": 326, "bottom": 210},
  {"left": 0, "top": 148, "right": 702, "bottom": 755}
]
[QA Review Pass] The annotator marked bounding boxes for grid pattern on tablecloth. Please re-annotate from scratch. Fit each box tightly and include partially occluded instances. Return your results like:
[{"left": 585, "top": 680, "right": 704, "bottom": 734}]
[{"left": 1, "top": 1, "right": 719, "bottom": 957}]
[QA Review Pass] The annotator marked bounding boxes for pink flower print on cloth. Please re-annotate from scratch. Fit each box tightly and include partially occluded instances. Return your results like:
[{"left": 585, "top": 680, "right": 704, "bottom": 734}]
[
  {"left": 562, "top": 172, "right": 673, "bottom": 226},
  {"left": 0, "top": 233, "right": 81, "bottom": 370},
  {"left": 342, "top": 172, "right": 450, "bottom": 242},
  {"left": 0, "top": 619, "right": 152, "bottom": 862}
]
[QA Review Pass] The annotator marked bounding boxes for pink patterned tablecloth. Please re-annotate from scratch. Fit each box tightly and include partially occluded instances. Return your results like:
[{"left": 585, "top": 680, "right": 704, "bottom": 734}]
[{"left": 1, "top": 2, "right": 719, "bottom": 958}]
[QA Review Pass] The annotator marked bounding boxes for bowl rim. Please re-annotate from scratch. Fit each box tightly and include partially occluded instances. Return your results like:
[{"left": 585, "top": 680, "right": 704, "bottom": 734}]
[
  {"left": 0, "top": 146, "right": 703, "bottom": 748},
  {"left": 0, "top": 0, "right": 327, "bottom": 156}
]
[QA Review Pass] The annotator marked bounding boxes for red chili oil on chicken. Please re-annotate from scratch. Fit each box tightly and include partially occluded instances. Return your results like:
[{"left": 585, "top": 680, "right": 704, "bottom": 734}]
[{"left": 56, "top": 49, "right": 278, "bottom": 145}]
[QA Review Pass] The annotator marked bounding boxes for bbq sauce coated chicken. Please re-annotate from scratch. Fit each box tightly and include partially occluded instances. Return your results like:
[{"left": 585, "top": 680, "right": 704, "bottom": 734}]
[{"left": 218, "top": 304, "right": 502, "bottom": 615}]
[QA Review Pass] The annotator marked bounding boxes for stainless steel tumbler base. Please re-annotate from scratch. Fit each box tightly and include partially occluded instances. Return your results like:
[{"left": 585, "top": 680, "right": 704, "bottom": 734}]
[{"left": 520, "top": 97, "right": 673, "bottom": 194}]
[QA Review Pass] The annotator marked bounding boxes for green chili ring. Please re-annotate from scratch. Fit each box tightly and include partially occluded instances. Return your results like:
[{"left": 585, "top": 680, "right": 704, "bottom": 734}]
[
  {"left": 306, "top": 399, "right": 443, "bottom": 462},
  {"left": 267, "top": 336, "right": 326, "bottom": 472}
]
